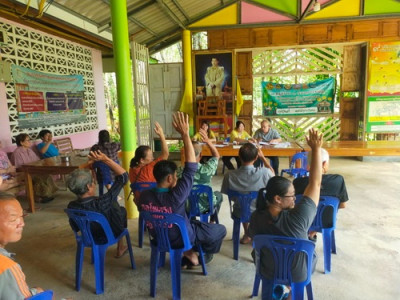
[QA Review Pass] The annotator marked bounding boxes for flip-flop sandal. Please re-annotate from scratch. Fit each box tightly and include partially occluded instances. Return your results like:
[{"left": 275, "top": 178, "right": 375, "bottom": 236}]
[{"left": 240, "top": 236, "right": 252, "bottom": 244}]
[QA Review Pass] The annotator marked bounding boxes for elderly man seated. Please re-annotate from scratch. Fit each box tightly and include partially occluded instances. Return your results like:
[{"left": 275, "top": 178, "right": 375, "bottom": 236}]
[
  {"left": 293, "top": 148, "right": 349, "bottom": 208},
  {"left": 66, "top": 150, "right": 129, "bottom": 258},
  {"left": 0, "top": 193, "right": 45, "bottom": 298}
]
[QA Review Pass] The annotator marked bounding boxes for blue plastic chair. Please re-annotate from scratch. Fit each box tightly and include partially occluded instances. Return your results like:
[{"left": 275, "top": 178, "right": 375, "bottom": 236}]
[
  {"left": 93, "top": 161, "right": 113, "bottom": 196},
  {"left": 251, "top": 235, "right": 315, "bottom": 300},
  {"left": 188, "top": 184, "right": 219, "bottom": 223},
  {"left": 141, "top": 211, "right": 207, "bottom": 300},
  {"left": 27, "top": 290, "right": 53, "bottom": 299},
  {"left": 227, "top": 190, "right": 259, "bottom": 260},
  {"left": 280, "top": 152, "right": 309, "bottom": 178},
  {"left": 131, "top": 182, "right": 157, "bottom": 248},
  {"left": 64, "top": 209, "right": 136, "bottom": 294},
  {"left": 310, "top": 195, "right": 339, "bottom": 274}
]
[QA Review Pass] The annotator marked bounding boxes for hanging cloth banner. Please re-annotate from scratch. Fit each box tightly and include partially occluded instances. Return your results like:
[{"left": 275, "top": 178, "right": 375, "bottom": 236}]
[
  {"left": 11, "top": 65, "right": 86, "bottom": 128},
  {"left": 261, "top": 78, "right": 335, "bottom": 116}
]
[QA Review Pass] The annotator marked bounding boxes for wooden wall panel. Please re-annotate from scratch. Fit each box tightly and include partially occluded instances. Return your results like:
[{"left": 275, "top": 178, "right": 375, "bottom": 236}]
[
  {"left": 342, "top": 45, "right": 361, "bottom": 91},
  {"left": 236, "top": 51, "right": 253, "bottom": 94},
  {"left": 226, "top": 29, "right": 251, "bottom": 48},
  {"left": 382, "top": 21, "right": 399, "bottom": 37},
  {"left": 207, "top": 18, "right": 400, "bottom": 50},
  {"left": 351, "top": 21, "right": 380, "bottom": 40},
  {"left": 208, "top": 31, "right": 225, "bottom": 49},
  {"left": 301, "top": 25, "right": 330, "bottom": 43},
  {"left": 252, "top": 28, "right": 269, "bottom": 47},
  {"left": 270, "top": 27, "right": 298, "bottom": 45}
]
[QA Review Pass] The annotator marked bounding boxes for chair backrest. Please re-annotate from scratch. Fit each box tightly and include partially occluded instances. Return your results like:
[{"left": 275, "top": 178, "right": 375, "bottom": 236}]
[
  {"left": 253, "top": 234, "right": 315, "bottom": 286},
  {"left": 188, "top": 184, "right": 214, "bottom": 219},
  {"left": 295, "top": 195, "right": 339, "bottom": 230},
  {"left": 290, "top": 152, "right": 308, "bottom": 170},
  {"left": 310, "top": 196, "right": 339, "bottom": 230},
  {"left": 227, "top": 190, "right": 258, "bottom": 222},
  {"left": 140, "top": 211, "right": 192, "bottom": 252},
  {"left": 27, "top": 290, "right": 54, "bottom": 299},
  {"left": 64, "top": 209, "right": 116, "bottom": 246},
  {"left": 54, "top": 137, "right": 74, "bottom": 153}
]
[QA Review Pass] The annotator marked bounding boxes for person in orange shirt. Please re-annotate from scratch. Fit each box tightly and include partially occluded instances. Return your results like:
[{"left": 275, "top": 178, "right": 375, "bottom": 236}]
[
  {"left": 129, "top": 122, "right": 169, "bottom": 205},
  {"left": 0, "top": 193, "right": 45, "bottom": 298}
]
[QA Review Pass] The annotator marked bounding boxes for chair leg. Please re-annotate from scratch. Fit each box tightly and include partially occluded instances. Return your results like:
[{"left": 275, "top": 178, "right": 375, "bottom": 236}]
[
  {"left": 260, "top": 279, "right": 274, "bottom": 300},
  {"left": 93, "top": 246, "right": 106, "bottom": 295},
  {"left": 170, "top": 250, "right": 183, "bottom": 300},
  {"left": 233, "top": 219, "right": 241, "bottom": 260},
  {"left": 331, "top": 230, "right": 336, "bottom": 254},
  {"left": 322, "top": 229, "right": 331, "bottom": 274},
  {"left": 138, "top": 214, "right": 144, "bottom": 248},
  {"left": 291, "top": 283, "right": 305, "bottom": 300},
  {"left": 197, "top": 245, "right": 208, "bottom": 276},
  {"left": 150, "top": 248, "right": 160, "bottom": 297},
  {"left": 306, "top": 282, "right": 314, "bottom": 300},
  {"left": 75, "top": 242, "right": 84, "bottom": 291},
  {"left": 125, "top": 232, "right": 136, "bottom": 269},
  {"left": 251, "top": 274, "right": 261, "bottom": 297}
]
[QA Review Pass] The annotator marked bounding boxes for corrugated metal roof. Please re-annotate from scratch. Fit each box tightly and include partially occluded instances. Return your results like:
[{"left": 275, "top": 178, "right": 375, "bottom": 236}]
[{"left": 1, "top": 0, "right": 399, "bottom": 54}]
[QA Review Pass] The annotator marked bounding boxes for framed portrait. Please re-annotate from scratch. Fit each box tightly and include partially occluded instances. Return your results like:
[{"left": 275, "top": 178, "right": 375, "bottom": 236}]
[{"left": 193, "top": 52, "right": 233, "bottom": 102}]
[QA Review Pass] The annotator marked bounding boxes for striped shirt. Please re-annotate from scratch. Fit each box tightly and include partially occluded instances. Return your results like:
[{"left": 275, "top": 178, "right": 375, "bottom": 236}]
[{"left": 0, "top": 247, "right": 33, "bottom": 300}]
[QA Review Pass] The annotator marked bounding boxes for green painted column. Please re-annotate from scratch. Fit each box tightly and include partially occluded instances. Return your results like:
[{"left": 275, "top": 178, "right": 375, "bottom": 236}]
[{"left": 110, "top": 0, "right": 137, "bottom": 218}]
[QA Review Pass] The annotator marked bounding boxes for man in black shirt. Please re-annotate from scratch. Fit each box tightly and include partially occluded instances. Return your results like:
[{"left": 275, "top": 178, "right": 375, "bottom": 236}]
[{"left": 67, "top": 150, "right": 129, "bottom": 258}]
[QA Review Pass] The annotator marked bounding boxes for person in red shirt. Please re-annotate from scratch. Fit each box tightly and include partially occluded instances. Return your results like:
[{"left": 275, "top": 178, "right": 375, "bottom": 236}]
[{"left": 129, "top": 122, "right": 169, "bottom": 205}]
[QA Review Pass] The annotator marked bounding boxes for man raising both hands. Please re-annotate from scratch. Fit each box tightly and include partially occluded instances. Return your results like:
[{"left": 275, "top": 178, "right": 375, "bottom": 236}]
[{"left": 139, "top": 112, "right": 226, "bottom": 267}]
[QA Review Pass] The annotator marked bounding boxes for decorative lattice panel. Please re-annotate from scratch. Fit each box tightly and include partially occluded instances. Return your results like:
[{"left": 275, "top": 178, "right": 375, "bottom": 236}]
[
  {"left": 253, "top": 46, "right": 343, "bottom": 76},
  {"left": 131, "top": 41, "right": 151, "bottom": 147},
  {"left": 0, "top": 20, "right": 98, "bottom": 143},
  {"left": 252, "top": 46, "right": 343, "bottom": 141}
]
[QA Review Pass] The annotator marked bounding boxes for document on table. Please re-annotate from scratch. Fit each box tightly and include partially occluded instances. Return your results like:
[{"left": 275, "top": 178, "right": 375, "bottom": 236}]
[{"left": 274, "top": 142, "right": 291, "bottom": 148}]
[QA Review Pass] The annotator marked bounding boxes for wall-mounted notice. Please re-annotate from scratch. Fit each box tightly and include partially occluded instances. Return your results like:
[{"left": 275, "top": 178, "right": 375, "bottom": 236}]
[
  {"left": 11, "top": 65, "right": 86, "bottom": 128},
  {"left": 367, "top": 41, "right": 400, "bottom": 133}
]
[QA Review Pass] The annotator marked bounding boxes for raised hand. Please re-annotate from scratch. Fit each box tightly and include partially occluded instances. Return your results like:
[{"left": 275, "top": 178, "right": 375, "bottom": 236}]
[
  {"left": 88, "top": 150, "right": 108, "bottom": 162},
  {"left": 153, "top": 122, "right": 164, "bottom": 137},
  {"left": 199, "top": 128, "right": 209, "bottom": 143},
  {"left": 257, "top": 146, "right": 264, "bottom": 158},
  {"left": 306, "top": 128, "right": 323, "bottom": 150},
  {"left": 172, "top": 111, "right": 189, "bottom": 136}
]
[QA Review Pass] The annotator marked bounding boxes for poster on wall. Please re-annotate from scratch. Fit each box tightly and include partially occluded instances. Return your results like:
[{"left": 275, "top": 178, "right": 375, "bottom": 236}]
[
  {"left": 261, "top": 78, "right": 335, "bottom": 116},
  {"left": 193, "top": 52, "right": 233, "bottom": 133},
  {"left": 194, "top": 52, "right": 233, "bottom": 102},
  {"left": 11, "top": 65, "right": 86, "bottom": 128},
  {"left": 366, "top": 41, "right": 400, "bottom": 133}
]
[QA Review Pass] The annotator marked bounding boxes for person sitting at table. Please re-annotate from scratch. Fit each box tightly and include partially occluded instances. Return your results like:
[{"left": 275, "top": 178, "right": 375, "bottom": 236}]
[
  {"left": 0, "top": 141, "right": 19, "bottom": 191},
  {"left": 129, "top": 122, "right": 169, "bottom": 206},
  {"left": 139, "top": 112, "right": 226, "bottom": 267},
  {"left": 12, "top": 133, "right": 58, "bottom": 203},
  {"left": 249, "top": 129, "right": 323, "bottom": 297},
  {"left": 37, "top": 129, "right": 59, "bottom": 158},
  {"left": 222, "top": 120, "right": 255, "bottom": 170},
  {"left": 221, "top": 143, "right": 274, "bottom": 244},
  {"left": 0, "top": 193, "right": 46, "bottom": 298},
  {"left": 253, "top": 119, "right": 281, "bottom": 175},
  {"left": 91, "top": 130, "right": 121, "bottom": 190},
  {"left": 192, "top": 120, "right": 216, "bottom": 143},
  {"left": 177, "top": 130, "right": 222, "bottom": 223},
  {"left": 67, "top": 150, "right": 129, "bottom": 258}
]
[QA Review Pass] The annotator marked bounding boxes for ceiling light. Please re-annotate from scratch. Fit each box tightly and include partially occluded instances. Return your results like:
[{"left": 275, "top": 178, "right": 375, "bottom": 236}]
[{"left": 313, "top": 0, "right": 321, "bottom": 12}]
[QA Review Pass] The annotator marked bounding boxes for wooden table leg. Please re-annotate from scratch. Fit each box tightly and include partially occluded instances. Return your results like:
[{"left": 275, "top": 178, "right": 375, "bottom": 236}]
[{"left": 25, "top": 171, "right": 35, "bottom": 213}]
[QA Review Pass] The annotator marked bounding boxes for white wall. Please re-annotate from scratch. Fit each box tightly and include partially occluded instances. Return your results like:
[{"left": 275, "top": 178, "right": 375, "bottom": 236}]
[{"left": 0, "top": 17, "right": 107, "bottom": 153}]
